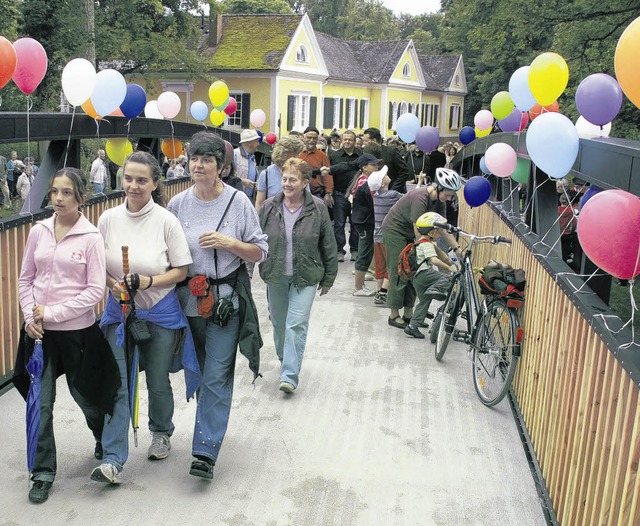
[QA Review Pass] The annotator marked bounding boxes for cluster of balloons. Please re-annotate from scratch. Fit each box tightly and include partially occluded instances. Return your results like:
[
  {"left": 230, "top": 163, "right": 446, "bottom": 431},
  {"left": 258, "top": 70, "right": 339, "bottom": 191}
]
[
  {"left": 395, "top": 113, "right": 440, "bottom": 153},
  {"left": 0, "top": 36, "right": 48, "bottom": 94}
]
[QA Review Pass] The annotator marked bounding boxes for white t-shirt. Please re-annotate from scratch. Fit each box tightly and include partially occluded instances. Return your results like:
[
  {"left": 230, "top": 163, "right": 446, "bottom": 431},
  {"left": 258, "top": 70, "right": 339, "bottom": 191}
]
[
  {"left": 415, "top": 239, "right": 437, "bottom": 274},
  {"left": 98, "top": 198, "right": 193, "bottom": 310}
]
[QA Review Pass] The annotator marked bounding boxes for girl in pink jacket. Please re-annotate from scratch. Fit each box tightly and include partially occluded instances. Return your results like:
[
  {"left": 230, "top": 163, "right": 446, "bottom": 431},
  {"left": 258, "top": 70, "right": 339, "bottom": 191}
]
[{"left": 18, "top": 168, "right": 106, "bottom": 504}]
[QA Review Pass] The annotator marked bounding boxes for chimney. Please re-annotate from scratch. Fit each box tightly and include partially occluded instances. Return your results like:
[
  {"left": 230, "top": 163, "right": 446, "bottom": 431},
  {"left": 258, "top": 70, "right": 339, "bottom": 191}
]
[{"left": 208, "top": 13, "right": 223, "bottom": 48}]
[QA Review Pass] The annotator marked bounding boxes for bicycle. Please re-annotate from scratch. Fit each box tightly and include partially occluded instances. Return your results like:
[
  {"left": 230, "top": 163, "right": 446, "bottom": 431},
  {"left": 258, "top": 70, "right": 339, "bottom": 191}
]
[{"left": 429, "top": 222, "right": 524, "bottom": 407}]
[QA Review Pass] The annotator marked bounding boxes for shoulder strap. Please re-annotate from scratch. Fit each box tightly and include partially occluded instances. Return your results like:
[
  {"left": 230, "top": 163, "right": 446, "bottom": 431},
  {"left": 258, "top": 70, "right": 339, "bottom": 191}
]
[{"left": 213, "top": 190, "right": 238, "bottom": 279}]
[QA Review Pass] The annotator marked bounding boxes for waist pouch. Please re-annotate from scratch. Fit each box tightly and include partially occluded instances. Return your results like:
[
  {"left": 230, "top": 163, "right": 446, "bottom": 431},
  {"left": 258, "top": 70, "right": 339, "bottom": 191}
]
[
  {"left": 188, "top": 275, "right": 215, "bottom": 318},
  {"left": 129, "top": 317, "right": 153, "bottom": 344}
]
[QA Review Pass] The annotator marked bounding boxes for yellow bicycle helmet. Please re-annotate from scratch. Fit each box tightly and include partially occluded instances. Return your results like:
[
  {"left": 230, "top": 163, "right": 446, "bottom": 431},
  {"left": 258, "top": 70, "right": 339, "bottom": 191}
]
[{"left": 416, "top": 212, "right": 447, "bottom": 235}]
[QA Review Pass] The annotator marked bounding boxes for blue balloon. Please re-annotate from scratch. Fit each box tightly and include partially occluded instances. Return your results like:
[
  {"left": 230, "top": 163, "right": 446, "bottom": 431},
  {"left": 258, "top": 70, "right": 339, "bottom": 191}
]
[
  {"left": 256, "top": 129, "right": 264, "bottom": 144},
  {"left": 479, "top": 156, "right": 491, "bottom": 175},
  {"left": 396, "top": 113, "right": 420, "bottom": 143},
  {"left": 509, "top": 66, "right": 537, "bottom": 112},
  {"left": 526, "top": 113, "right": 579, "bottom": 180},
  {"left": 190, "top": 100, "right": 208, "bottom": 122},
  {"left": 579, "top": 185, "right": 603, "bottom": 210},
  {"left": 464, "top": 176, "right": 492, "bottom": 207},
  {"left": 120, "top": 84, "right": 147, "bottom": 119},
  {"left": 459, "top": 126, "right": 476, "bottom": 145}
]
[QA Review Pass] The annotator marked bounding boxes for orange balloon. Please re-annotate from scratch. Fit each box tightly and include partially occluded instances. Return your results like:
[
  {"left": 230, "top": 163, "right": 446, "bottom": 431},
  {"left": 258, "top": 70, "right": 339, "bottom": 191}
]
[
  {"left": 615, "top": 16, "right": 640, "bottom": 109},
  {"left": 81, "top": 98, "right": 102, "bottom": 120},
  {"left": 0, "top": 36, "right": 17, "bottom": 89},
  {"left": 161, "top": 138, "right": 183, "bottom": 159},
  {"left": 528, "top": 101, "right": 559, "bottom": 121}
]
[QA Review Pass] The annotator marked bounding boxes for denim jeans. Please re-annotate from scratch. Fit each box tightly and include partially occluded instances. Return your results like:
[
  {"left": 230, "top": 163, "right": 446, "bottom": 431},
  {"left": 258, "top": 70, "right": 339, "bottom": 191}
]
[
  {"left": 267, "top": 276, "right": 317, "bottom": 388},
  {"left": 100, "top": 322, "right": 177, "bottom": 471},
  {"left": 32, "top": 330, "right": 104, "bottom": 482},
  {"left": 410, "top": 269, "right": 451, "bottom": 326},
  {"left": 188, "top": 313, "right": 240, "bottom": 462},
  {"left": 93, "top": 182, "right": 105, "bottom": 194},
  {"left": 333, "top": 192, "right": 358, "bottom": 255}
]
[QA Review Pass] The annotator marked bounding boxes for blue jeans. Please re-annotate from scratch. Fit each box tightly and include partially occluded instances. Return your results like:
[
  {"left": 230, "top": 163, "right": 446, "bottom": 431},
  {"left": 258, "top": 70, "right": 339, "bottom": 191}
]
[
  {"left": 267, "top": 276, "right": 317, "bottom": 388},
  {"left": 188, "top": 313, "right": 240, "bottom": 462},
  {"left": 93, "top": 182, "right": 105, "bottom": 194},
  {"left": 32, "top": 330, "right": 104, "bottom": 482},
  {"left": 101, "top": 322, "right": 177, "bottom": 471},
  {"left": 333, "top": 192, "right": 358, "bottom": 255}
]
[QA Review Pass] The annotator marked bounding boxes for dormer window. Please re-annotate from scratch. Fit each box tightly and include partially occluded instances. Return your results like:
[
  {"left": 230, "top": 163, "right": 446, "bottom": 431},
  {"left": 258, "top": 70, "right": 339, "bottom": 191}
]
[
  {"left": 402, "top": 62, "right": 411, "bottom": 78},
  {"left": 296, "top": 44, "right": 309, "bottom": 64},
  {"left": 454, "top": 74, "right": 460, "bottom": 86}
]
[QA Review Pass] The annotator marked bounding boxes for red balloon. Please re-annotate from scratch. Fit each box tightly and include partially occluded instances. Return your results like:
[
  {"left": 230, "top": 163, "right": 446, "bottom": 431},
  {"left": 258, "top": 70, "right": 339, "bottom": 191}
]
[
  {"left": 577, "top": 189, "right": 640, "bottom": 280},
  {"left": 0, "top": 36, "right": 17, "bottom": 89},
  {"left": 224, "top": 97, "right": 237, "bottom": 116},
  {"left": 12, "top": 37, "right": 48, "bottom": 95},
  {"left": 518, "top": 111, "right": 529, "bottom": 131},
  {"left": 265, "top": 132, "right": 277, "bottom": 145},
  {"left": 529, "top": 101, "right": 559, "bottom": 121}
]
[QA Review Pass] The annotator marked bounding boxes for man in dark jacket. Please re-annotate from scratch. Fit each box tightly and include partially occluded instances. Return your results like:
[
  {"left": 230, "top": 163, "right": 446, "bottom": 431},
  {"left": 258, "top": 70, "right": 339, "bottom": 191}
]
[{"left": 363, "top": 127, "right": 412, "bottom": 194}]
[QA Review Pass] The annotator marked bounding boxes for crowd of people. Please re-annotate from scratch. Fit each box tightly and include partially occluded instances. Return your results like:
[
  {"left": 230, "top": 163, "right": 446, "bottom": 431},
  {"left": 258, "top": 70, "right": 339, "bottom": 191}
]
[
  {"left": 0, "top": 151, "right": 38, "bottom": 210},
  {"left": 12, "top": 126, "right": 476, "bottom": 506}
]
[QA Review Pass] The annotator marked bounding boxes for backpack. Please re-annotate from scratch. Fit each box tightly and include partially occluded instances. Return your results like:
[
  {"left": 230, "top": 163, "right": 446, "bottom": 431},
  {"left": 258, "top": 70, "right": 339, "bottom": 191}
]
[
  {"left": 478, "top": 260, "right": 526, "bottom": 299},
  {"left": 397, "top": 238, "right": 432, "bottom": 281}
]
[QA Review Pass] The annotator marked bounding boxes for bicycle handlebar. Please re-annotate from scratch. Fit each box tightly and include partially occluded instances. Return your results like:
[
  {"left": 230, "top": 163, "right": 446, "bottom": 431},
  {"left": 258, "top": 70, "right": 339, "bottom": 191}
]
[{"left": 433, "top": 222, "right": 512, "bottom": 245}]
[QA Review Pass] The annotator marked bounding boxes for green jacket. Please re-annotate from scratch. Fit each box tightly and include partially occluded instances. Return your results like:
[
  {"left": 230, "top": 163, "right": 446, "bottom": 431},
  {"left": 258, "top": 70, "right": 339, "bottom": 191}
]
[{"left": 259, "top": 191, "right": 338, "bottom": 289}]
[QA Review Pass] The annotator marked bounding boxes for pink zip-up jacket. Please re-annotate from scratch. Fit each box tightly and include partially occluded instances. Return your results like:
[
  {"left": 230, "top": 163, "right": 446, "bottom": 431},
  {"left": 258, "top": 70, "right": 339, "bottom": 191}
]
[{"left": 18, "top": 213, "right": 106, "bottom": 331}]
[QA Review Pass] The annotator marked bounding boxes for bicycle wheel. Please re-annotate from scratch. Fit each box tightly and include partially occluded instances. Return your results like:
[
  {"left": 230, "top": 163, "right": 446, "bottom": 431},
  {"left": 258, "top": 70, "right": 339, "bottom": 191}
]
[
  {"left": 471, "top": 299, "right": 519, "bottom": 407},
  {"left": 433, "top": 277, "right": 461, "bottom": 361}
]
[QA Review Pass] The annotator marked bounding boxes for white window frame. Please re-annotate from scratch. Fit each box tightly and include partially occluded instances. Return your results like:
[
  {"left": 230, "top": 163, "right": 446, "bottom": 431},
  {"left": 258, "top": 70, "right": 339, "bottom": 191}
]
[
  {"left": 450, "top": 103, "right": 461, "bottom": 130},
  {"left": 400, "top": 101, "right": 408, "bottom": 115},
  {"left": 347, "top": 97, "right": 356, "bottom": 129},
  {"left": 296, "top": 44, "right": 309, "bottom": 64},
  {"left": 402, "top": 62, "right": 411, "bottom": 78},
  {"left": 292, "top": 92, "right": 311, "bottom": 132},
  {"left": 361, "top": 98, "right": 370, "bottom": 129},
  {"left": 454, "top": 74, "right": 460, "bottom": 87},
  {"left": 410, "top": 102, "right": 417, "bottom": 115},
  {"left": 332, "top": 96, "right": 341, "bottom": 129},
  {"left": 391, "top": 101, "right": 399, "bottom": 130},
  {"left": 227, "top": 92, "right": 242, "bottom": 128}
]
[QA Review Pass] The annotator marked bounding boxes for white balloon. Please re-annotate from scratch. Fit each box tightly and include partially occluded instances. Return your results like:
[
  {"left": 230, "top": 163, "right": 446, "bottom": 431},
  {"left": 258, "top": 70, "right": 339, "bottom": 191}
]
[
  {"left": 144, "top": 100, "right": 164, "bottom": 120},
  {"left": 90, "top": 69, "right": 127, "bottom": 116},
  {"left": 61, "top": 58, "right": 96, "bottom": 107},
  {"left": 575, "top": 116, "right": 611, "bottom": 139},
  {"left": 157, "top": 91, "right": 181, "bottom": 120}
]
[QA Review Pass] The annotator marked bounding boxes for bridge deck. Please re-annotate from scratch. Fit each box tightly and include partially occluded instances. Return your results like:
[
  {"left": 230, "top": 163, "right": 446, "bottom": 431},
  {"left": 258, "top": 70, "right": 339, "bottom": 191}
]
[{"left": 0, "top": 263, "right": 545, "bottom": 525}]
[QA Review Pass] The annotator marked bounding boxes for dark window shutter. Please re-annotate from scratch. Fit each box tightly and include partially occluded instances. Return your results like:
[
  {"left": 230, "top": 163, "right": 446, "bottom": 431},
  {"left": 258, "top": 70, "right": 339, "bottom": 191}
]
[
  {"left": 241, "top": 93, "right": 251, "bottom": 128},
  {"left": 323, "top": 98, "right": 334, "bottom": 129},
  {"left": 287, "top": 95, "right": 295, "bottom": 131},
  {"left": 309, "top": 96, "right": 317, "bottom": 128},
  {"left": 434, "top": 105, "right": 439, "bottom": 127},
  {"left": 353, "top": 100, "right": 358, "bottom": 129},
  {"left": 388, "top": 102, "right": 393, "bottom": 129},
  {"left": 449, "top": 107, "right": 454, "bottom": 129},
  {"left": 339, "top": 98, "right": 345, "bottom": 128},
  {"left": 360, "top": 101, "right": 366, "bottom": 128},
  {"left": 421, "top": 104, "right": 426, "bottom": 126}
]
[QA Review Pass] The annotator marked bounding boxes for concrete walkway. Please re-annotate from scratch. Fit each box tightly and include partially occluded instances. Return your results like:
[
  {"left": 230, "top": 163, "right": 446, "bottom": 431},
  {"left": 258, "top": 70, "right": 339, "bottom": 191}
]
[{"left": 0, "top": 262, "right": 546, "bottom": 525}]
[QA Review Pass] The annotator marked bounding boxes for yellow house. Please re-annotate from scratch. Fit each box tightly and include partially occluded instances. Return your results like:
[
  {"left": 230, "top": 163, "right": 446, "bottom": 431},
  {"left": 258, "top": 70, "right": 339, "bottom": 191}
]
[{"left": 137, "top": 13, "right": 467, "bottom": 141}]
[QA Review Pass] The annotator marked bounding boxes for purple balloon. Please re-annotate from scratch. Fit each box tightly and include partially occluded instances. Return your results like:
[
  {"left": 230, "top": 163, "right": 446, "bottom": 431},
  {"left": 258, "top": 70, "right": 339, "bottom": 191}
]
[
  {"left": 464, "top": 176, "right": 492, "bottom": 207},
  {"left": 415, "top": 126, "right": 440, "bottom": 153},
  {"left": 498, "top": 107, "right": 522, "bottom": 132},
  {"left": 579, "top": 185, "right": 603, "bottom": 210},
  {"left": 575, "top": 73, "right": 623, "bottom": 126},
  {"left": 459, "top": 126, "right": 475, "bottom": 145},
  {"left": 120, "top": 84, "right": 147, "bottom": 119}
]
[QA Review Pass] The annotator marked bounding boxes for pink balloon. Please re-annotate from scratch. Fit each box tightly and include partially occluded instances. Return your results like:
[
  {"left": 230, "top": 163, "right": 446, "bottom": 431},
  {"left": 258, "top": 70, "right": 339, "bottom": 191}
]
[
  {"left": 12, "top": 37, "right": 47, "bottom": 95},
  {"left": 519, "top": 111, "right": 529, "bottom": 131},
  {"left": 474, "top": 109, "right": 494, "bottom": 131},
  {"left": 224, "top": 97, "right": 237, "bottom": 115},
  {"left": 577, "top": 190, "right": 640, "bottom": 280},
  {"left": 250, "top": 109, "right": 266, "bottom": 128},
  {"left": 484, "top": 142, "right": 517, "bottom": 178},
  {"left": 265, "top": 132, "right": 277, "bottom": 145},
  {"left": 157, "top": 91, "right": 181, "bottom": 120}
]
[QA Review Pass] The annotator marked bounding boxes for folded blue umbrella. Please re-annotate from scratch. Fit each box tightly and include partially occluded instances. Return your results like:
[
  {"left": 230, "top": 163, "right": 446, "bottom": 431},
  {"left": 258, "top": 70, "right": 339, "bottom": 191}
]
[{"left": 25, "top": 338, "right": 44, "bottom": 472}]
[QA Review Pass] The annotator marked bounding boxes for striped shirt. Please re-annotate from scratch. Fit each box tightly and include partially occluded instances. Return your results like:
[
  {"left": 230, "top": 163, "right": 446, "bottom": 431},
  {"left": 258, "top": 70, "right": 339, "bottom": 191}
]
[{"left": 373, "top": 189, "right": 403, "bottom": 243}]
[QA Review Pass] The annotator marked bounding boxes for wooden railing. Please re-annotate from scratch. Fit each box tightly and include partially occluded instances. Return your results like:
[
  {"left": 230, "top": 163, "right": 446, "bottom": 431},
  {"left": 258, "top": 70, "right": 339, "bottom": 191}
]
[
  {"left": 458, "top": 200, "right": 640, "bottom": 525},
  {"left": 0, "top": 178, "right": 192, "bottom": 390}
]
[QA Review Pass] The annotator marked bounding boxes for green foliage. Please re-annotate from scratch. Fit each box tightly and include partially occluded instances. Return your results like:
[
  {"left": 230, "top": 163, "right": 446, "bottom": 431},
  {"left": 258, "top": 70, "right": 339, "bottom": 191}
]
[{"left": 220, "top": 0, "right": 293, "bottom": 14}]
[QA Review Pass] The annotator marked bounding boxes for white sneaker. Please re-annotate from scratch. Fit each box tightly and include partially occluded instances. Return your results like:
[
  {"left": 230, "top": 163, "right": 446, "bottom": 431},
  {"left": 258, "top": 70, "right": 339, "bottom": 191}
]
[
  {"left": 353, "top": 286, "right": 376, "bottom": 297},
  {"left": 148, "top": 433, "right": 171, "bottom": 460},
  {"left": 90, "top": 463, "right": 121, "bottom": 484},
  {"left": 364, "top": 272, "right": 375, "bottom": 281}
]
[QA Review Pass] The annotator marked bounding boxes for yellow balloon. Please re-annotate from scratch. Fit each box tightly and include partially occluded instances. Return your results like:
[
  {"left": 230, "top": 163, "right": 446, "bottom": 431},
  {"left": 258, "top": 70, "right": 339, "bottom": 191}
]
[
  {"left": 210, "top": 108, "right": 226, "bottom": 126},
  {"left": 490, "top": 91, "right": 514, "bottom": 120},
  {"left": 105, "top": 138, "right": 133, "bottom": 166},
  {"left": 528, "top": 52, "right": 569, "bottom": 106},
  {"left": 209, "top": 80, "right": 229, "bottom": 107},
  {"left": 615, "top": 16, "right": 640, "bottom": 109},
  {"left": 475, "top": 127, "right": 491, "bottom": 138}
]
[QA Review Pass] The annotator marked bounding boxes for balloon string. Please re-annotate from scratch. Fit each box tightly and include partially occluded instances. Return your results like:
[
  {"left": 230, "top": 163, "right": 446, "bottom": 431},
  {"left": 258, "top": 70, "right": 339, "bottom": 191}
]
[
  {"left": 126, "top": 119, "right": 131, "bottom": 141},
  {"left": 64, "top": 106, "right": 77, "bottom": 168},
  {"left": 26, "top": 96, "right": 31, "bottom": 166}
]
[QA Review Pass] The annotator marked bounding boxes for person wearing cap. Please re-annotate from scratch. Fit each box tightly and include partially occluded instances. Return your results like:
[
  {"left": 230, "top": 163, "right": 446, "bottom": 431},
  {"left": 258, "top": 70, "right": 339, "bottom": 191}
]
[
  {"left": 234, "top": 129, "right": 261, "bottom": 202},
  {"left": 350, "top": 153, "right": 383, "bottom": 297},
  {"left": 328, "top": 131, "right": 342, "bottom": 153},
  {"left": 299, "top": 126, "right": 334, "bottom": 208},
  {"left": 363, "top": 127, "right": 412, "bottom": 194}
]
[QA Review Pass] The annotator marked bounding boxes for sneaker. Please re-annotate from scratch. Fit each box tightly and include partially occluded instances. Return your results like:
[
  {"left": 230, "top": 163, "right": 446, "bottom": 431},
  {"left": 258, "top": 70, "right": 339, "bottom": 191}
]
[
  {"left": 90, "top": 463, "right": 121, "bottom": 484},
  {"left": 94, "top": 441, "right": 103, "bottom": 460},
  {"left": 414, "top": 321, "right": 429, "bottom": 328},
  {"left": 353, "top": 286, "right": 375, "bottom": 297},
  {"left": 350, "top": 251, "right": 357, "bottom": 261},
  {"left": 404, "top": 325, "right": 425, "bottom": 339},
  {"left": 374, "top": 291, "right": 387, "bottom": 305},
  {"left": 337, "top": 253, "right": 345, "bottom": 262},
  {"left": 148, "top": 433, "right": 171, "bottom": 460},
  {"left": 279, "top": 381, "right": 295, "bottom": 394},
  {"left": 28, "top": 480, "right": 52, "bottom": 504},
  {"left": 190, "top": 457, "right": 214, "bottom": 480},
  {"left": 364, "top": 272, "right": 375, "bottom": 281}
]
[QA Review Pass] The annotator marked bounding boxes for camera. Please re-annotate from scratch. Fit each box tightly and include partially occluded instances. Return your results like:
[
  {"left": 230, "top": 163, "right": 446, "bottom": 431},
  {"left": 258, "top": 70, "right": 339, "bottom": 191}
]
[{"left": 212, "top": 297, "right": 234, "bottom": 327}]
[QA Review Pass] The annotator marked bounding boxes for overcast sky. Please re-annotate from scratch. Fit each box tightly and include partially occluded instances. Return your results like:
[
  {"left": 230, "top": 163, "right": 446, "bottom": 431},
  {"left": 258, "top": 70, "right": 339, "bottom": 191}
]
[{"left": 381, "top": 0, "right": 441, "bottom": 16}]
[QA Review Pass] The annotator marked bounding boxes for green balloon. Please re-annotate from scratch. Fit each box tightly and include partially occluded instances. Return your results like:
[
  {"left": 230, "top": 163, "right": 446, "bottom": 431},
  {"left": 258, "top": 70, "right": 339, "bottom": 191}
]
[
  {"left": 491, "top": 91, "right": 515, "bottom": 120},
  {"left": 511, "top": 157, "right": 530, "bottom": 184}
]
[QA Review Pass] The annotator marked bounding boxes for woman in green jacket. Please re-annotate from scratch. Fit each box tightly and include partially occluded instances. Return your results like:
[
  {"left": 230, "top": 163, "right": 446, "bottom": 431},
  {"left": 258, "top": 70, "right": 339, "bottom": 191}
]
[{"left": 258, "top": 158, "right": 338, "bottom": 394}]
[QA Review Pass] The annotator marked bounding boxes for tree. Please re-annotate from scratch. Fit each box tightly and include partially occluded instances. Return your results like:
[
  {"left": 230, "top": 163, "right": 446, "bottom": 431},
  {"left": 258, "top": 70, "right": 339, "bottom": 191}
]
[{"left": 220, "top": 0, "right": 293, "bottom": 14}]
